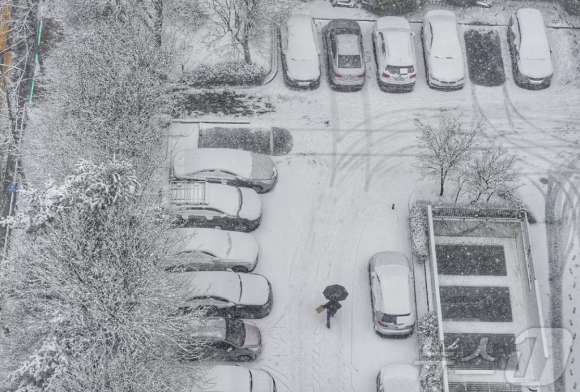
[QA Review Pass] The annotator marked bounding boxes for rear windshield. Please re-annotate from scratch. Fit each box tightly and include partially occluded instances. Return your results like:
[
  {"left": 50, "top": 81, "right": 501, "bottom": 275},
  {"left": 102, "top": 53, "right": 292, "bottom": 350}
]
[
  {"left": 382, "top": 313, "right": 410, "bottom": 323},
  {"left": 386, "top": 65, "right": 415, "bottom": 75},
  {"left": 225, "top": 319, "right": 246, "bottom": 346},
  {"left": 338, "top": 55, "right": 361, "bottom": 68}
]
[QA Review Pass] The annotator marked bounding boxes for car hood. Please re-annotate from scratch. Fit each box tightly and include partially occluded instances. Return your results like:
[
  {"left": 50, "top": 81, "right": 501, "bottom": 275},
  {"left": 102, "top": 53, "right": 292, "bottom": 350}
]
[
  {"left": 286, "top": 58, "right": 320, "bottom": 81},
  {"left": 429, "top": 56, "right": 464, "bottom": 81},
  {"left": 250, "top": 369, "right": 275, "bottom": 392},
  {"left": 227, "top": 231, "right": 259, "bottom": 262},
  {"left": 238, "top": 188, "right": 262, "bottom": 220},
  {"left": 239, "top": 273, "right": 270, "bottom": 305},
  {"left": 250, "top": 153, "right": 276, "bottom": 181},
  {"left": 243, "top": 321, "right": 262, "bottom": 347},
  {"left": 518, "top": 58, "right": 553, "bottom": 79}
]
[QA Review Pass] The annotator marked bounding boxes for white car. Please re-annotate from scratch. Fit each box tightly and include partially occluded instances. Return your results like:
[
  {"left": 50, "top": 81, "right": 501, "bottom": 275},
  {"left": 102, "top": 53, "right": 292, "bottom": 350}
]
[
  {"left": 178, "top": 271, "right": 273, "bottom": 319},
  {"left": 167, "top": 228, "right": 259, "bottom": 273},
  {"left": 368, "top": 252, "right": 415, "bottom": 337},
  {"left": 172, "top": 148, "right": 278, "bottom": 193},
  {"left": 200, "top": 365, "right": 276, "bottom": 392},
  {"left": 168, "top": 181, "right": 262, "bottom": 232},
  {"left": 281, "top": 12, "right": 321, "bottom": 89},
  {"left": 508, "top": 9, "right": 553, "bottom": 89},
  {"left": 422, "top": 11, "right": 465, "bottom": 90},
  {"left": 373, "top": 17, "right": 417, "bottom": 92},
  {"left": 376, "top": 364, "right": 420, "bottom": 392}
]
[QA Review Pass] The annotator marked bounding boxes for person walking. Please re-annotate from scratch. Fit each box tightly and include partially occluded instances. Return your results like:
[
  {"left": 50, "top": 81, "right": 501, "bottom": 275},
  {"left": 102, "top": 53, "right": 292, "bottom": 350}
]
[
  {"left": 317, "top": 284, "right": 348, "bottom": 329},
  {"left": 323, "top": 300, "right": 342, "bottom": 328}
]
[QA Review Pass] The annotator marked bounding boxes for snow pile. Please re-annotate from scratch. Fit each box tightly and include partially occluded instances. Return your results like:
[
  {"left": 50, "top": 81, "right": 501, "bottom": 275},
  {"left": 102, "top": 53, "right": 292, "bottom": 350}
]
[
  {"left": 417, "top": 313, "right": 443, "bottom": 392},
  {"left": 410, "top": 202, "right": 429, "bottom": 262},
  {"left": 181, "top": 62, "right": 267, "bottom": 87}
]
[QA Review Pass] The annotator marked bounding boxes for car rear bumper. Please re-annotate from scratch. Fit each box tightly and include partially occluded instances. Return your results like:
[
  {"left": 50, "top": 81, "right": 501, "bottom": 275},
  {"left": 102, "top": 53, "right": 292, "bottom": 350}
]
[
  {"left": 375, "top": 323, "right": 414, "bottom": 337},
  {"left": 331, "top": 76, "right": 365, "bottom": 87}
]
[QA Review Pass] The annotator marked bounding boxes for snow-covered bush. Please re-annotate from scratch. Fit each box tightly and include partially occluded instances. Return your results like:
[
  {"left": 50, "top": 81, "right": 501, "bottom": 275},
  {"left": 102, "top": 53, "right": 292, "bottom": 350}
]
[
  {"left": 1, "top": 159, "right": 140, "bottom": 232},
  {"left": 8, "top": 337, "right": 70, "bottom": 392},
  {"left": 410, "top": 203, "right": 429, "bottom": 262},
  {"left": 418, "top": 313, "right": 443, "bottom": 392},
  {"left": 181, "top": 62, "right": 267, "bottom": 87}
]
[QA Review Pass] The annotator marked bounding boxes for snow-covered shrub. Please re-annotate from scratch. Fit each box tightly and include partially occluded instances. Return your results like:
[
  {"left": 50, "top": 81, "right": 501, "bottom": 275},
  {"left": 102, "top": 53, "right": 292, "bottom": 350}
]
[
  {"left": 181, "top": 62, "right": 267, "bottom": 87},
  {"left": 418, "top": 313, "right": 443, "bottom": 392},
  {"left": 8, "top": 337, "right": 70, "bottom": 392},
  {"left": 410, "top": 203, "right": 429, "bottom": 262},
  {"left": 1, "top": 158, "right": 140, "bottom": 231}
]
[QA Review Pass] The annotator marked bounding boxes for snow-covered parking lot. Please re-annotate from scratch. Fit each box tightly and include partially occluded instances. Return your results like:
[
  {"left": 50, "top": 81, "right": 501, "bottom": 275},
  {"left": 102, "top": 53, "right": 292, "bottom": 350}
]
[{"left": 184, "top": 4, "right": 580, "bottom": 391}]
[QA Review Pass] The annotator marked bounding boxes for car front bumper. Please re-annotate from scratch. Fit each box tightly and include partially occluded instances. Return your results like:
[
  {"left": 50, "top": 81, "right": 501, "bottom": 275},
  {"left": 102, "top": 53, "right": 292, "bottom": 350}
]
[{"left": 429, "top": 77, "right": 464, "bottom": 90}]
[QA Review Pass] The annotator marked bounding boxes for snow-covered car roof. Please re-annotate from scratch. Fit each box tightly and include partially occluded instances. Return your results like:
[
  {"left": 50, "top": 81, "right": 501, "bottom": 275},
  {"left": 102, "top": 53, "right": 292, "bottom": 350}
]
[
  {"left": 179, "top": 228, "right": 231, "bottom": 259},
  {"left": 180, "top": 271, "right": 242, "bottom": 303},
  {"left": 188, "top": 317, "right": 227, "bottom": 340},
  {"left": 429, "top": 17, "right": 462, "bottom": 60},
  {"left": 516, "top": 8, "right": 551, "bottom": 61},
  {"left": 206, "top": 182, "right": 241, "bottom": 216},
  {"left": 384, "top": 31, "right": 414, "bottom": 66},
  {"left": 336, "top": 34, "right": 360, "bottom": 56},
  {"left": 173, "top": 148, "right": 253, "bottom": 179},
  {"left": 287, "top": 12, "right": 318, "bottom": 62},
  {"left": 380, "top": 364, "right": 420, "bottom": 392},
  {"left": 201, "top": 365, "right": 252, "bottom": 392},
  {"left": 375, "top": 264, "right": 412, "bottom": 315}
]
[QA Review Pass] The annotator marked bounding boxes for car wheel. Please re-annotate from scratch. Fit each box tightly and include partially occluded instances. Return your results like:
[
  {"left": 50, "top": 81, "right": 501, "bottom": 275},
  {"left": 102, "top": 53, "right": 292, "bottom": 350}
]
[
  {"left": 232, "top": 266, "right": 249, "bottom": 273},
  {"left": 238, "top": 355, "right": 253, "bottom": 362}
]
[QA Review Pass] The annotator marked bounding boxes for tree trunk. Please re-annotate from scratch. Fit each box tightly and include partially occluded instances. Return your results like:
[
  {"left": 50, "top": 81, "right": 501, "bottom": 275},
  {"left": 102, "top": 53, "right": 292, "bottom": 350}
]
[
  {"left": 439, "top": 169, "right": 445, "bottom": 196},
  {"left": 152, "top": 0, "right": 163, "bottom": 47},
  {"left": 242, "top": 37, "right": 251, "bottom": 64}
]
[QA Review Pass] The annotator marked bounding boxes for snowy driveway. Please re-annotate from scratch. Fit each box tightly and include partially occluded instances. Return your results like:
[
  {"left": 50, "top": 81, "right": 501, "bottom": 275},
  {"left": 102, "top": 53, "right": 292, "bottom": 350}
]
[{"left": 211, "top": 11, "right": 580, "bottom": 392}]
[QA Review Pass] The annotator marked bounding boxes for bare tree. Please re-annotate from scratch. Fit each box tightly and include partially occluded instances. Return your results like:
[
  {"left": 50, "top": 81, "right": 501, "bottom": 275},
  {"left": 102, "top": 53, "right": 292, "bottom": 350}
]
[
  {"left": 415, "top": 112, "right": 482, "bottom": 197},
  {"left": 202, "top": 0, "right": 294, "bottom": 63},
  {"left": 0, "top": 159, "right": 206, "bottom": 391},
  {"left": 463, "top": 143, "right": 521, "bottom": 203}
]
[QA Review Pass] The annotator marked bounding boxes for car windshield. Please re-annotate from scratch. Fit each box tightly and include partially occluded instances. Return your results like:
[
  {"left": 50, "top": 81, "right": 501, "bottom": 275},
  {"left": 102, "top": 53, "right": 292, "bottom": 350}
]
[
  {"left": 225, "top": 318, "right": 246, "bottom": 346},
  {"left": 225, "top": 232, "right": 233, "bottom": 258},
  {"left": 236, "top": 188, "right": 243, "bottom": 215},
  {"left": 338, "top": 55, "right": 361, "bottom": 68},
  {"left": 385, "top": 65, "right": 415, "bottom": 74},
  {"left": 382, "top": 313, "right": 410, "bottom": 323}
]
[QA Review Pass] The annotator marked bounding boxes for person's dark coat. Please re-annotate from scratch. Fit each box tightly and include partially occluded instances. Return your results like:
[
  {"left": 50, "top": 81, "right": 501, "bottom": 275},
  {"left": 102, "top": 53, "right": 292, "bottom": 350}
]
[{"left": 323, "top": 300, "right": 342, "bottom": 317}]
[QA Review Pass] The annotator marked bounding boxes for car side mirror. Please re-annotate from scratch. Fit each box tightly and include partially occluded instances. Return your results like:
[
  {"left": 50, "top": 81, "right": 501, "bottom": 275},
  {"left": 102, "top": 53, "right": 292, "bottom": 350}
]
[
  {"left": 227, "top": 347, "right": 233, "bottom": 352},
  {"left": 411, "top": 31, "right": 415, "bottom": 37}
]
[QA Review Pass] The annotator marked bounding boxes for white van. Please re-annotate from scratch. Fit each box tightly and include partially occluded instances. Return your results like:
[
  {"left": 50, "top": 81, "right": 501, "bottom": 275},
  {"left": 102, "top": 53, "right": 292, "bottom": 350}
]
[
  {"left": 508, "top": 9, "right": 553, "bottom": 89},
  {"left": 281, "top": 12, "right": 321, "bottom": 89}
]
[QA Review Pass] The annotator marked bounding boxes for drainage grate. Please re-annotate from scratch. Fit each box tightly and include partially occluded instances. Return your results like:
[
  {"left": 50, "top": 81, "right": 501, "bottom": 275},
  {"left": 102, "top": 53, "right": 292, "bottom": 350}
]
[
  {"left": 440, "top": 286, "right": 513, "bottom": 322},
  {"left": 449, "top": 382, "right": 522, "bottom": 392},
  {"left": 436, "top": 245, "right": 507, "bottom": 276},
  {"left": 445, "top": 333, "right": 517, "bottom": 370}
]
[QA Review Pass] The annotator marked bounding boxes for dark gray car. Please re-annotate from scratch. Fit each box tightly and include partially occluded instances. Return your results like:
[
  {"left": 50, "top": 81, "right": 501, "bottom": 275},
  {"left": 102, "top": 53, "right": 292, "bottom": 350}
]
[
  {"left": 323, "top": 19, "right": 366, "bottom": 90},
  {"left": 180, "top": 317, "right": 263, "bottom": 362}
]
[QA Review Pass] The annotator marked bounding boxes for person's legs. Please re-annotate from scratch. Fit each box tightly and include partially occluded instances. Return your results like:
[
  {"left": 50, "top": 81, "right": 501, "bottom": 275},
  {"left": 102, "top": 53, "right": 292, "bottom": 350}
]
[{"left": 326, "top": 311, "right": 331, "bottom": 328}]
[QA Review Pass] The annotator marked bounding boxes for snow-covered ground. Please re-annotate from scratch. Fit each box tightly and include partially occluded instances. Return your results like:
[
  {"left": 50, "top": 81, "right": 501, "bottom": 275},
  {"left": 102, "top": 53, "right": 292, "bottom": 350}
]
[{"left": 181, "top": 2, "right": 580, "bottom": 390}]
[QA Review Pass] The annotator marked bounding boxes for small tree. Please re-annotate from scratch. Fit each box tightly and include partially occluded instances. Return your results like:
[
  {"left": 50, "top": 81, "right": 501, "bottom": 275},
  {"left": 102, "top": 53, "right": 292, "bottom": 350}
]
[
  {"left": 415, "top": 112, "right": 482, "bottom": 197},
  {"left": 463, "top": 144, "right": 521, "bottom": 203}
]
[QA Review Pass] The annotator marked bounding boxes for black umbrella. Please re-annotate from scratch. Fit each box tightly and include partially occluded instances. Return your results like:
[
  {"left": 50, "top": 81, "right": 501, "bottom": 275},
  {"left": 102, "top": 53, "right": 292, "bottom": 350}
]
[{"left": 323, "top": 284, "right": 348, "bottom": 301}]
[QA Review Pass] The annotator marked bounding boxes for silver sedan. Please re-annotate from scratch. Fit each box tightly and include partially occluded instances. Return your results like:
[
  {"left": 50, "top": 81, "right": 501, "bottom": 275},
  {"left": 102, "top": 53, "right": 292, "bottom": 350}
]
[{"left": 323, "top": 19, "right": 366, "bottom": 90}]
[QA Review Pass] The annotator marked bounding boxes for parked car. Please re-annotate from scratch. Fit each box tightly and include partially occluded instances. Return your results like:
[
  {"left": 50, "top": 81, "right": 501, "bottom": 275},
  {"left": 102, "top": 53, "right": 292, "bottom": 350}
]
[
  {"left": 177, "top": 271, "right": 273, "bottom": 318},
  {"left": 323, "top": 19, "right": 366, "bottom": 90},
  {"left": 331, "top": 0, "right": 356, "bottom": 7},
  {"left": 281, "top": 12, "right": 321, "bottom": 89},
  {"left": 422, "top": 11, "right": 465, "bottom": 90},
  {"left": 368, "top": 252, "right": 415, "bottom": 337},
  {"left": 168, "top": 181, "right": 262, "bottom": 232},
  {"left": 376, "top": 364, "right": 420, "bottom": 392},
  {"left": 508, "top": 8, "right": 553, "bottom": 89},
  {"left": 180, "top": 318, "right": 263, "bottom": 362},
  {"left": 166, "top": 228, "right": 259, "bottom": 273},
  {"left": 199, "top": 365, "right": 277, "bottom": 392},
  {"left": 372, "top": 17, "right": 417, "bottom": 92},
  {"left": 172, "top": 148, "right": 278, "bottom": 193}
]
